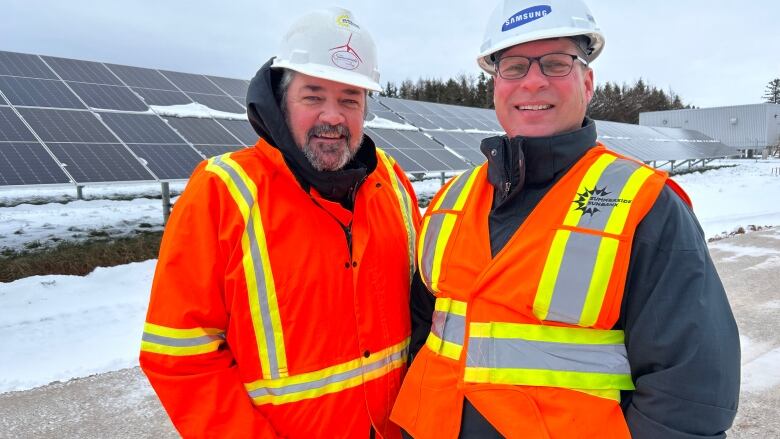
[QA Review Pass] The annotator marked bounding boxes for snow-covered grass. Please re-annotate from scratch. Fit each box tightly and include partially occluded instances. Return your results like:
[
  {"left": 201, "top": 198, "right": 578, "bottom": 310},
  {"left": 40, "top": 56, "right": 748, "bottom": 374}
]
[
  {"left": 0, "top": 261, "right": 155, "bottom": 393},
  {"left": 0, "top": 157, "right": 779, "bottom": 393}
]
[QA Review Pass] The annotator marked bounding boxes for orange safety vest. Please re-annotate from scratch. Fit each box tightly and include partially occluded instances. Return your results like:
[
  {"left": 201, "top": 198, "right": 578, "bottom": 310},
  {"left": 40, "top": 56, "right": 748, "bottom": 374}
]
[
  {"left": 141, "top": 139, "right": 419, "bottom": 439},
  {"left": 392, "top": 145, "right": 668, "bottom": 439}
]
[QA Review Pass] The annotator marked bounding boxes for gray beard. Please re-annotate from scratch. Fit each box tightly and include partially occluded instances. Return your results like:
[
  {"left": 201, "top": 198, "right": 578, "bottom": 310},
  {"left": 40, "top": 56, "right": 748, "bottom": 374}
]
[{"left": 300, "top": 125, "right": 363, "bottom": 172}]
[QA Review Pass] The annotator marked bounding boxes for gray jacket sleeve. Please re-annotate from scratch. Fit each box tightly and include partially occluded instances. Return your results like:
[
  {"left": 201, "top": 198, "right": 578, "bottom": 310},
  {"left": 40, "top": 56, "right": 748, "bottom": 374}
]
[{"left": 620, "top": 186, "right": 741, "bottom": 438}]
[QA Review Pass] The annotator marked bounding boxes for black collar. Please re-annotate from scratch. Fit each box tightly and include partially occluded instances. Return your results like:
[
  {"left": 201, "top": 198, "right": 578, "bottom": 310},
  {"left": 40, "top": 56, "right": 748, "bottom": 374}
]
[{"left": 479, "top": 118, "right": 597, "bottom": 204}]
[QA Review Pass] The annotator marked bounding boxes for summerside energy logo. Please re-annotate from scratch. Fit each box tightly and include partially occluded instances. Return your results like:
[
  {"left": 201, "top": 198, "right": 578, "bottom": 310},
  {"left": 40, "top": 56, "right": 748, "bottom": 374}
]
[
  {"left": 572, "top": 186, "right": 631, "bottom": 217},
  {"left": 329, "top": 34, "right": 362, "bottom": 70}
]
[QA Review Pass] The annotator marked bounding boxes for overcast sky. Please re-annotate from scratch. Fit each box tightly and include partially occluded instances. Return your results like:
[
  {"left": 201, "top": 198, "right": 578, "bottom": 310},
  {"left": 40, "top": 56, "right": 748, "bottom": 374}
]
[{"left": 3, "top": 0, "right": 779, "bottom": 108}]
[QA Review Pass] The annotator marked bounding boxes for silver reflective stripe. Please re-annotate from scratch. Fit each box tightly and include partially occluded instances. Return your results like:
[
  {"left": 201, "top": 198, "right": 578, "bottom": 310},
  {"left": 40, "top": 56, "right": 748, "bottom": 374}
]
[
  {"left": 438, "top": 168, "right": 477, "bottom": 211},
  {"left": 390, "top": 169, "right": 416, "bottom": 283},
  {"left": 431, "top": 310, "right": 465, "bottom": 344},
  {"left": 212, "top": 156, "right": 281, "bottom": 379},
  {"left": 467, "top": 337, "right": 630, "bottom": 375},
  {"left": 576, "top": 159, "right": 641, "bottom": 230},
  {"left": 420, "top": 212, "right": 446, "bottom": 285},
  {"left": 419, "top": 167, "right": 478, "bottom": 289},
  {"left": 247, "top": 347, "right": 407, "bottom": 398},
  {"left": 142, "top": 332, "right": 224, "bottom": 347},
  {"left": 546, "top": 232, "right": 602, "bottom": 324}
]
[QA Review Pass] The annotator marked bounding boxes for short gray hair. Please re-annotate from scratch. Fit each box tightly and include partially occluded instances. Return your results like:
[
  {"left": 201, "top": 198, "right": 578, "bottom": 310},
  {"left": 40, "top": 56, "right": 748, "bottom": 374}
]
[{"left": 277, "top": 68, "right": 369, "bottom": 120}]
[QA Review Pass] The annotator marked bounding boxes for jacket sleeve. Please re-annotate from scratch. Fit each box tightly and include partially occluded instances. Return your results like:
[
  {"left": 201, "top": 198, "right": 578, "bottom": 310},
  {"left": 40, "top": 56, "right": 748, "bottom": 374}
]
[
  {"left": 140, "top": 162, "right": 279, "bottom": 439},
  {"left": 619, "top": 186, "right": 740, "bottom": 439}
]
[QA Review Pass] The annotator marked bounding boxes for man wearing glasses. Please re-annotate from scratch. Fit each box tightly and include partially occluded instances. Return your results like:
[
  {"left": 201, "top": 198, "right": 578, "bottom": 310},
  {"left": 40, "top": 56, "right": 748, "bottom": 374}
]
[{"left": 391, "top": 1, "right": 740, "bottom": 438}]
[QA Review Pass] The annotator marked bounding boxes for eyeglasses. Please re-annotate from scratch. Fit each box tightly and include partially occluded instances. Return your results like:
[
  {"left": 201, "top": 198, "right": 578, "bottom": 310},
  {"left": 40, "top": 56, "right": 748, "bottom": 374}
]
[{"left": 495, "top": 53, "right": 588, "bottom": 80}]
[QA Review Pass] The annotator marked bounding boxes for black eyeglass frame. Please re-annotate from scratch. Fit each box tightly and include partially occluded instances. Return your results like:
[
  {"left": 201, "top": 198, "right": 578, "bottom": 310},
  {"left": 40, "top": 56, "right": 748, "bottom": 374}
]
[{"left": 494, "top": 53, "right": 589, "bottom": 80}]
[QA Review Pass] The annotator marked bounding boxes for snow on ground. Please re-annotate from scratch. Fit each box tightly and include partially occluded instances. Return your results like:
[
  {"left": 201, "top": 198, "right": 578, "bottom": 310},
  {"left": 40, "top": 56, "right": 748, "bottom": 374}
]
[
  {"left": 0, "top": 261, "right": 155, "bottom": 392},
  {"left": 740, "top": 334, "right": 780, "bottom": 394},
  {"left": 672, "top": 159, "right": 780, "bottom": 238},
  {"left": 0, "top": 157, "right": 779, "bottom": 393}
]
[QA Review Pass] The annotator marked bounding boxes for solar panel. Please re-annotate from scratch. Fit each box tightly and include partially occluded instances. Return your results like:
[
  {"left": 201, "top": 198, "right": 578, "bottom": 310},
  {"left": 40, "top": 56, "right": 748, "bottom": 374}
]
[
  {"left": 0, "top": 106, "right": 39, "bottom": 141},
  {"left": 132, "top": 87, "right": 193, "bottom": 106},
  {"left": 366, "top": 128, "right": 464, "bottom": 172},
  {"left": 98, "top": 112, "right": 184, "bottom": 144},
  {"left": 366, "top": 98, "right": 407, "bottom": 125},
  {"left": 41, "top": 56, "right": 122, "bottom": 85},
  {"left": 206, "top": 76, "right": 249, "bottom": 97},
  {"left": 216, "top": 119, "right": 258, "bottom": 145},
  {"left": 159, "top": 70, "right": 223, "bottom": 94},
  {"left": 104, "top": 63, "right": 177, "bottom": 90},
  {"left": 595, "top": 120, "right": 736, "bottom": 161},
  {"left": 194, "top": 144, "right": 246, "bottom": 158},
  {"left": 17, "top": 108, "right": 117, "bottom": 143},
  {"left": 427, "top": 131, "right": 488, "bottom": 165},
  {"left": 46, "top": 142, "right": 154, "bottom": 183},
  {"left": 165, "top": 117, "right": 240, "bottom": 145},
  {"left": 0, "top": 76, "right": 86, "bottom": 109},
  {"left": 231, "top": 95, "right": 247, "bottom": 106},
  {"left": 126, "top": 143, "right": 204, "bottom": 180},
  {"left": 400, "top": 131, "right": 469, "bottom": 169},
  {"left": 0, "top": 142, "right": 71, "bottom": 186},
  {"left": 185, "top": 93, "right": 244, "bottom": 113},
  {"left": 66, "top": 82, "right": 147, "bottom": 111},
  {"left": 378, "top": 147, "right": 421, "bottom": 173},
  {"left": 0, "top": 50, "right": 57, "bottom": 79}
]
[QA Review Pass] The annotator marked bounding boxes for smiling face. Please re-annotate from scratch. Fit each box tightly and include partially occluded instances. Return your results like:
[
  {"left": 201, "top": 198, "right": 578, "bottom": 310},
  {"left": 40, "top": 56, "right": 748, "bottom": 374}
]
[
  {"left": 493, "top": 38, "right": 594, "bottom": 138},
  {"left": 284, "top": 72, "right": 366, "bottom": 171}
]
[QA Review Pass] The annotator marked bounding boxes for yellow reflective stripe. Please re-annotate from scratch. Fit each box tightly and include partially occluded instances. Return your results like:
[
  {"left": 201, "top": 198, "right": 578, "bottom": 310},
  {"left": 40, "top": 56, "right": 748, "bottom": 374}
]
[
  {"left": 430, "top": 213, "right": 458, "bottom": 292},
  {"left": 562, "top": 154, "right": 617, "bottom": 227},
  {"left": 534, "top": 229, "right": 571, "bottom": 320},
  {"left": 140, "top": 340, "right": 223, "bottom": 356},
  {"left": 433, "top": 297, "right": 467, "bottom": 316},
  {"left": 377, "top": 149, "right": 416, "bottom": 284},
  {"left": 603, "top": 166, "right": 654, "bottom": 235},
  {"left": 427, "top": 168, "right": 481, "bottom": 292},
  {"left": 451, "top": 167, "right": 481, "bottom": 211},
  {"left": 430, "top": 173, "right": 459, "bottom": 210},
  {"left": 244, "top": 338, "right": 408, "bottom": 406},
  {"left": 578, "top": 237, "right": 620, "bottom": 326},
  {"left": 141, "top": 323, "right": 224, "bottom": 356},
  {"left": 463, "top": 367, "right": 634, "bottom": 390},
  {"left": 417, "top": 215, "right": 431, "bottom": 283},
  {"left": 425, "top": 332, "right": 462, "bottom": 360},
  {"left": 205, "top": 154, "right": 288, "bottom": 378},
  {"left": 572, "top": 388, "right": 621, "bottom": 402},
  {"left": 143, "top": 323, "right": 223, "bottom": 338},
  {"left": 469, "top": 321, "right": 625, "bottom": 345}
]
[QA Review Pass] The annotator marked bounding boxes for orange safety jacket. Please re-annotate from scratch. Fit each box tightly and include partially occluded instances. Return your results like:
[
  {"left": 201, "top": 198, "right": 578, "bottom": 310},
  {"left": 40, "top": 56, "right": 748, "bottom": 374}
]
[
  {"left": 392, "top": 145, "right": 668, "bottom": 439},
  {"left": 141, "top": 139, "right": 420, "bottom": 439}
]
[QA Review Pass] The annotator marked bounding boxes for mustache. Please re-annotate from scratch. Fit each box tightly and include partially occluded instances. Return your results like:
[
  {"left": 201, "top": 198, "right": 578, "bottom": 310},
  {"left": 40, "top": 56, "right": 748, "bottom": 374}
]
[{"left": 306, "top": 124, "right": 351, "bottom": 142}]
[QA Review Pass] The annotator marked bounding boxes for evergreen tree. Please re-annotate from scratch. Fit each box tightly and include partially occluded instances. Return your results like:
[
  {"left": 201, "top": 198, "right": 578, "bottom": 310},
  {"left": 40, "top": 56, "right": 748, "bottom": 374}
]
[{"left": 763, "top": 78, "right": 780, "bottom": 104}]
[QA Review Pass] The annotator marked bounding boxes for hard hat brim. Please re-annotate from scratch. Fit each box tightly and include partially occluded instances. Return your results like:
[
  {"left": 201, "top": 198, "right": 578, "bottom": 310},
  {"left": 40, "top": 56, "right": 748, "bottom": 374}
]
[
  {"left": 272, "top": 58, "right": 382, "bottom": 92},
  {"left": 477, "top": 28, "right": 605, "bottom": 74}
]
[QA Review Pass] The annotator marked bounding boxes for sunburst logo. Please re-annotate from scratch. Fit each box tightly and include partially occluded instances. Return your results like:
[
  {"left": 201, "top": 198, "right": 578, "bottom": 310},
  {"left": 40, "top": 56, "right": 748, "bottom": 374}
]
[{"left": 573, "top": 186, "right": 611, "bottom": 217}]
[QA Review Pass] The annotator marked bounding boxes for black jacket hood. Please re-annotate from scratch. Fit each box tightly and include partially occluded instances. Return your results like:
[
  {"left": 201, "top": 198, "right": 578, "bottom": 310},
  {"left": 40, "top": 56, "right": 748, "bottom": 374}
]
[{"left": 246, "top": 58, "right": 377, "bottom": 205}]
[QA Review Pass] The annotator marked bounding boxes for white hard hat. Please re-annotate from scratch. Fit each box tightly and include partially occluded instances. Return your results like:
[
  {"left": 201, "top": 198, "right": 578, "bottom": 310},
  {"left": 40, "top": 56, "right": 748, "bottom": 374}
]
[
  {"left": 271, "top": 7, "right": 381, "bottom": 92},
  {"left": 477, "top": 0, "right": 605, "bottom": 74}
]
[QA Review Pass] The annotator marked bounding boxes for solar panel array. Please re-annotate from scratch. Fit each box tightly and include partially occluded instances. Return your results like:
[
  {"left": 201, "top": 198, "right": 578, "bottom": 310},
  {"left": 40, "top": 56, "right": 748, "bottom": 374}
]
[
  {"left": 0, "top": 49, "right": 737, "bottom": 187},
  {"left": 0, "top": 50, "right": 253, "bottom": 186}
]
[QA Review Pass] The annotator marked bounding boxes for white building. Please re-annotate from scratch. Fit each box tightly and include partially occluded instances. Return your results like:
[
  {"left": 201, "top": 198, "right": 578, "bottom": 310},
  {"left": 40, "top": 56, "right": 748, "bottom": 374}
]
[{"left": 640, "top": 103, "right": 780, "bottom": 154}]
